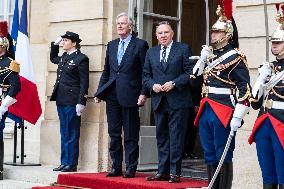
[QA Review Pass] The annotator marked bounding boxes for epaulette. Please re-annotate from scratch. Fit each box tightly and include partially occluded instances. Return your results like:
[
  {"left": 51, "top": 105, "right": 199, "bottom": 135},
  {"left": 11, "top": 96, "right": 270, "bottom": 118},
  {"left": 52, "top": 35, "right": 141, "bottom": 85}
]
[
  {"left": 8, "top": 58, "right": 20, "bottom": 73},
  {"left": 234, "top": 48, "right": 249, "bottom": 68},
  {"left": 234, "top": 48, "right": 245, "bottom": 58}
]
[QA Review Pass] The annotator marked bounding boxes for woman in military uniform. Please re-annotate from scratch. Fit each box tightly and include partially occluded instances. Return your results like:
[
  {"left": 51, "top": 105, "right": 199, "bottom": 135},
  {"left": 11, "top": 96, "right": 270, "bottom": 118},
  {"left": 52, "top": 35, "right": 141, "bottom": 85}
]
[
  {"left": 191, "top": 4, "right": 251, "bottom": 189},
  {"left": 249, "top": 4, "right": 284, "bottom": 189},
  {"left": 0, "top": 21, "right": 21, "bottom": 180},
  {"left": 50, "top": 31, "right": 89, "bottom": 172}
]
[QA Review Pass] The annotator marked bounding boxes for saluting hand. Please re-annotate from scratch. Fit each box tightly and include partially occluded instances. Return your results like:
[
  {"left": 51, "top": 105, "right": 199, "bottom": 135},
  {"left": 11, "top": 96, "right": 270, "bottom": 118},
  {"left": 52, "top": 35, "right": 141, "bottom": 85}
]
[
  {"left": 162, "top": 81, "right": 175, "bottom": 92},
  {"left": 152, "top": 84, "right": 164, "bottom": 93}
]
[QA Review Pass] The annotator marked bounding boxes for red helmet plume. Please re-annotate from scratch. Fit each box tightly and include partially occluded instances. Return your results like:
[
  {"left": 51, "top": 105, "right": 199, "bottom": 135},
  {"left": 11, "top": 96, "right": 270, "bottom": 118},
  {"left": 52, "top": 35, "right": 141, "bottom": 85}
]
[{"left": 0, "top": 21, "right": 8, "bottom": 38}]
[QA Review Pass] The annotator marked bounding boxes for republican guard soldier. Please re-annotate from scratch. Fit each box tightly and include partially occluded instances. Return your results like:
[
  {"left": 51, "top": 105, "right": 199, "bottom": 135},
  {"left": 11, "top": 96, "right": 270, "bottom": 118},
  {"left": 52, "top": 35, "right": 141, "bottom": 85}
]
[
  {"left": 50, "top": 31, "right": 89, "bottom": 172},
  {"left": 191, "top": 2, "right": 251, "bottom": 188},
  {"left": 0, "top": 21, "right": 21, "bottom": 180},
  {"left": 249, "top": 4, "right": 284, "bottom": 189}
]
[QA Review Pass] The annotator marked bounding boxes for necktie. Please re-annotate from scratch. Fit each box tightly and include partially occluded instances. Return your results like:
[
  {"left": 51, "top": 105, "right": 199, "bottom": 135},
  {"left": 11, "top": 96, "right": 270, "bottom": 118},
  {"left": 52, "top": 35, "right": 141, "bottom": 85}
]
[
  {"left": 117, "top": 41, "right": 125, "bottom": 65},
  {"left": 161, "top": 46, "right": 167, "bottom": 69}
]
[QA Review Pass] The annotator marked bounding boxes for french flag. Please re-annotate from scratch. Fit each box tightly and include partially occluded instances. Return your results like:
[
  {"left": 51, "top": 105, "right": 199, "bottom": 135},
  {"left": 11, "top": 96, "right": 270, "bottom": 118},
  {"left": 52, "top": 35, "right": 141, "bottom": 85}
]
[{"left": 8, "top": 0, "right": 42, "bottom": 125}]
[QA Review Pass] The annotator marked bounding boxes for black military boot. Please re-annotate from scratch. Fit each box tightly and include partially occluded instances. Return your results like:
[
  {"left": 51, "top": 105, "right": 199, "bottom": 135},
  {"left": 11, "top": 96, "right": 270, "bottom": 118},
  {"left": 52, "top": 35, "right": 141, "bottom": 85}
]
[
  {"left": 279, "top": 184, "right": 284, "bottom": 189},
  {"left": 263, "top": 184, "right": 277, "bottom": 189},
  {"left": 0, "top": 140, "right": 4, "bottom": 180},
  {"left": 207, "top": 165, "right": 219, "bottom": 189},
  {"left": 219, "top": 162, "right": 233, "bottom": 189}
]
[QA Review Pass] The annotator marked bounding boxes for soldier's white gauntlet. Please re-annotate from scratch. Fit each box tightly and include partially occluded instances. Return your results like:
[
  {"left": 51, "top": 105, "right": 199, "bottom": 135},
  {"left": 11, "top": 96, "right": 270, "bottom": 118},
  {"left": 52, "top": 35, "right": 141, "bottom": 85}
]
[
  {"left": 192, "top": 59, "right": 206, "bottom": 76},
  {"left": 252, "top": 63, "right": 272, "bottom": 99},
  {"left": 192, "top": 45, "right": 214, "bottom": 76},
  {"left": 0, "top": 95, "right": 17, "bottom": 120},
  {"left": 230, "top": 103, "right": 250, "bottom": 132}
]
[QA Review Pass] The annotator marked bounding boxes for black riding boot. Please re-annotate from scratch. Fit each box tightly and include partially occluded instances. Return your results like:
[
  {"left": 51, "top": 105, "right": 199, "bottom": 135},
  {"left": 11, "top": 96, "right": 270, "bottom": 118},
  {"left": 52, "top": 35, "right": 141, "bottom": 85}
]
[
  {"left": 263, "top": 184, "right": 277, "bottom": 189},
  {"left": 0, "top": 140, "right": 4, "bottom": 180},
  {"left": 207, "top": 165, "right": 219, "bottom": 189},
  {"left": 219, "top": 162, "right": 233, "bottom": 189}
]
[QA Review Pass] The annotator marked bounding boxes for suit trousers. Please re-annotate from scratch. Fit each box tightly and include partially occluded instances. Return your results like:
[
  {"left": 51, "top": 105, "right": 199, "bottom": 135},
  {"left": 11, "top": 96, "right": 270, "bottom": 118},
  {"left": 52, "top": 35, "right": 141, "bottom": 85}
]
[
  {"left": 199, "top": 103, "right": 235, "bottom": 166},
  {"left": 154, "top": 97, "right": 189, "bottom": 176},
  {"left": 57, "top": 105, "right": 81, "bottom": 166},
  {"left": 184, "top": 107, "right": 198, "bottom": 155},
  {"left": 105, "top": 85, "right": 140, "bottom": 170},
  {"left": 255, "top": 118, "right": 284, "bottom": 184}
]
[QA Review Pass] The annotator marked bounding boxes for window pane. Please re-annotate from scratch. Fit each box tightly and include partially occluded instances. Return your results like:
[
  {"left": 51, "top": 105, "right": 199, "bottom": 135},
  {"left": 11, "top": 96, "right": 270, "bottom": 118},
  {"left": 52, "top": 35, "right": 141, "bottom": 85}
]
[
  {"left": 9, "top": 0, "right": 15, "bottom": 13},
  {"left": 144, "top": 0, "right": 179, "bottom": 17},
  {"left": 0, "top": 0, "right": 4, "bottom": 15},
  {"left": 143, "top": 17, "right": 177, "bottom": 48}
]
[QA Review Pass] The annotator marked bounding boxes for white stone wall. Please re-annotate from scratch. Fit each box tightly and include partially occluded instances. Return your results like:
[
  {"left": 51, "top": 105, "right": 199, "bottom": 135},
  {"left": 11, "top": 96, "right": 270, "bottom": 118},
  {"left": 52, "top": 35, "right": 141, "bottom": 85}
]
[
  {"left": 3, "top": 0, "right": 280, "bottom": 187},
  {"left": 232, "top": 1, "right": 280, "bottom": 188}
]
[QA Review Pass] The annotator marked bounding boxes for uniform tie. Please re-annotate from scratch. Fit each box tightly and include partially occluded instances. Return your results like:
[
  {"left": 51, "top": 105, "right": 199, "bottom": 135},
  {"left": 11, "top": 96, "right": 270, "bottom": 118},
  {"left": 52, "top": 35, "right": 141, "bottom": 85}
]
[{"left": 117, "top": 41, "right": 125, "bottom": 65}]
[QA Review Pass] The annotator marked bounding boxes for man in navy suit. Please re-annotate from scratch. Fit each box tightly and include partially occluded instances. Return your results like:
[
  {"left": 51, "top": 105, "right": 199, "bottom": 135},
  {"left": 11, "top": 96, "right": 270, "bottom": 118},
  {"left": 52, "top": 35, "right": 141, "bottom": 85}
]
[
  {"left": 94, "top": 12, "right": 149, "bottom": 178},
  {"left": 143, "top": 21, "right": 193, "bottom": 183}
]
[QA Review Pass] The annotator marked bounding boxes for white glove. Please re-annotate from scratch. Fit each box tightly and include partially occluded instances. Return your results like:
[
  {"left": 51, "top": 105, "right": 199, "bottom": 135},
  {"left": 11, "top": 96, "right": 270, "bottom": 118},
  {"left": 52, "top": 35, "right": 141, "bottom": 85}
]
[
  {"left": 258, "top": 62, "right": 272, "bottom": 82},
  {"left": 54, "top": 37, "right": 62, "bottom": 45},
  {"left": 230, "top": 103, "right": 250, "bottom": 132},
  {"left": 200, "top": 45, "right": 214, "bottom": 62},
  {"left": 0, "top": 106, "right": 7, "bottom": 120},
  {"left": 252, "top": 63, "right": 272, "bottom": 99},
  {"left": 76, "top": 104, "right": 85, "bottom": 116},
  {"left": 0, "top": 95, "right": 17, "bottom": 120},
  {"left": 192, "top": 59, "right": 206, "bottom": 76},
  {"left": 230, "top": 117, "right": 242, "bottom": 132},
  {"left": 252, "top": 77, "right": 265, "bottom": 99}
]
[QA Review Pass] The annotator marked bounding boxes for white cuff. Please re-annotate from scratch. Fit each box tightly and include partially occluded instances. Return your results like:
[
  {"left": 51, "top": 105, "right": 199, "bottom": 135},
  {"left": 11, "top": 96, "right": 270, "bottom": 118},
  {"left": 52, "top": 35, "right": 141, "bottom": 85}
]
[
  {"left": 2, "top": 96, "right": 17, "bottom": 108},
  {"left": 233, "top": 103, "right": 250, "bottom": 119}
]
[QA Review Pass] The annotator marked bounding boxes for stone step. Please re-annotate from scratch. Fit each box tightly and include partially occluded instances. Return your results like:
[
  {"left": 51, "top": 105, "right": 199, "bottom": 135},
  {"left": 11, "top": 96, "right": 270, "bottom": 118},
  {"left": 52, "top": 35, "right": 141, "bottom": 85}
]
[
  {"left": 4, "top": 165, "right": 59, "bottom": 185},
  {"left": 0, "top": 180, "right": 47, "bottom": 189}
]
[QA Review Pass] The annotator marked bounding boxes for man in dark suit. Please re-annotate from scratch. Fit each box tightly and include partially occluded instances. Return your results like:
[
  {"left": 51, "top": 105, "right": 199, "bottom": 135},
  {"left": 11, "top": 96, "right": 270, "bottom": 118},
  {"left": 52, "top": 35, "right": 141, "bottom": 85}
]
[
  {"left": 50, "top": 31, "right": 89, "bottom": 172},
  {"left": 143, "top": 21, "right": 193, "bottom": 183},
  {"left": 94, "top": 12, "right": 149, "bottom": 178}
]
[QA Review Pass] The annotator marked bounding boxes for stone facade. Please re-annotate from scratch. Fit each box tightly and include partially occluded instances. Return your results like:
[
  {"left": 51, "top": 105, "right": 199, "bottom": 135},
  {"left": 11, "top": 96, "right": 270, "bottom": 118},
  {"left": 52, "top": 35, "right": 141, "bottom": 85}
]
[{"left": 3, "top": 0, "right": 281, "bottom": 187}]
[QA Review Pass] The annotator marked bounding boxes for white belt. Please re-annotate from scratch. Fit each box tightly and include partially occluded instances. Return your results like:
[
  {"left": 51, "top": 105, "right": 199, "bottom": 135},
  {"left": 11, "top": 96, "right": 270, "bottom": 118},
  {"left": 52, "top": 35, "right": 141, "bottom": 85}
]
[
  {"left": 202, "top": 86, "right": 235, "bottom": 95},
  {"left": 264, "top": 99, "right": 284, "bottom": 110}
]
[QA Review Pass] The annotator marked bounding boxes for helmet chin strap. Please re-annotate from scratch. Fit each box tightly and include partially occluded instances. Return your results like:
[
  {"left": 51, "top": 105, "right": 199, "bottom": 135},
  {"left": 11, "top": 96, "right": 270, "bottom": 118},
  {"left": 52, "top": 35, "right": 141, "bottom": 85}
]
[
  {"left": 275, "top": 49, "right": 284, "bottom": 59},
  {"left": 212, "top": 34, "right": 231, "bottom": 49}
]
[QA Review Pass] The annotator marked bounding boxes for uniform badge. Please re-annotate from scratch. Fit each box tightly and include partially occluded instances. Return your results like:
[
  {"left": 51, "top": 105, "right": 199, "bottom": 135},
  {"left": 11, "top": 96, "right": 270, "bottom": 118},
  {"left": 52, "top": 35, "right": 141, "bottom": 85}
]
[{"left": 68, "top": 60, "right": 75, "bottom": 66}]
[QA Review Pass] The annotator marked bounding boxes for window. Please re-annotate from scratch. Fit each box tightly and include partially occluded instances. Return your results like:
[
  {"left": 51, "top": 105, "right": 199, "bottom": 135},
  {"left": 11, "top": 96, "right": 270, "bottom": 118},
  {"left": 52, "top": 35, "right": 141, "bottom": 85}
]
[{"left": 0, "top": 0, "right": 15, "bottom": 31}]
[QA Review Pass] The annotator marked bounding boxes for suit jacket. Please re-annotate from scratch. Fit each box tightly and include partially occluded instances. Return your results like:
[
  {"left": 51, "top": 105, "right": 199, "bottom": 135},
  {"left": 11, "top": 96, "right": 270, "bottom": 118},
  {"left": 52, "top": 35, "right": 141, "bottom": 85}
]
[
  {"left": 143, "top": 42, "right": 193, "bottom": 110},
  {"left": 95, "top": 35, "right": 149, "bottom": 107},
  {"left": 50, "top": 42, "right": 89, "bottom": 106}
]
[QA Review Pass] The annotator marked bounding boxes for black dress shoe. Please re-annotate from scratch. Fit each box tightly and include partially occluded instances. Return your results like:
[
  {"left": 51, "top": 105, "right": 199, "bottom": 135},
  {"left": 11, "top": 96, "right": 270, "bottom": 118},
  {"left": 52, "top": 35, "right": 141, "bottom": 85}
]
[
  {"left": 53, "top": 165, "right": 65, "bottom": 171},
  {"left": 106, "top": 168, "right": 122, "bottom": 177},
  {"left": 61, "top": 165, "right": 77, "bottom": 172},
  {"left": 146, "top": 173, "right": 170, "bottom": 181},
  {"left": 168, "top": 175, "right": 180, "bottom": 183},
  {"left": 188, "top": 153, "right": 199, "bottom": 160},
  {"left": 123, "top": 168, "right": 136, "bottom": 178}
]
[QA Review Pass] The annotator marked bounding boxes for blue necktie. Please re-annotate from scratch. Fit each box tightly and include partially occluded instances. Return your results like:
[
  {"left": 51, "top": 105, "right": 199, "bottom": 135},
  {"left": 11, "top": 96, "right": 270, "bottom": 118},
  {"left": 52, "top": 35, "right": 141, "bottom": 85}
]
[{"left": 117, "top": 41, "right": 125, "bottom": 65}]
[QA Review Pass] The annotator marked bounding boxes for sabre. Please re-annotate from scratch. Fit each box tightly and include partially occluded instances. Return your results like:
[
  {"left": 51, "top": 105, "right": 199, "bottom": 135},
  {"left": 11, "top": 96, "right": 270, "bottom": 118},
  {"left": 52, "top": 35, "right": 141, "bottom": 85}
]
[
  {"left": 205, "top": 0, "right": 210, "bottom": 45},
  {"left": 207, "top": 130, "right": 235, "bottom": 189}
]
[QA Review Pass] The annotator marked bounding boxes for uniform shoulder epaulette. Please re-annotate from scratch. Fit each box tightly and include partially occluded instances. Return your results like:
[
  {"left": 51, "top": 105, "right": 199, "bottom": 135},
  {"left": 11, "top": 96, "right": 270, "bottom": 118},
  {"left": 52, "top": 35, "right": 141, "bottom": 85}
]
[
  {"left": 8, "top": 58, "right": 20, "bottom": 73},
  {"left": 234, "top": 48, "right": 246, "bottom": 58},
  {"left": 234, "top": 48, "right": 249, "bottom": 68}
]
